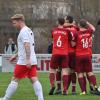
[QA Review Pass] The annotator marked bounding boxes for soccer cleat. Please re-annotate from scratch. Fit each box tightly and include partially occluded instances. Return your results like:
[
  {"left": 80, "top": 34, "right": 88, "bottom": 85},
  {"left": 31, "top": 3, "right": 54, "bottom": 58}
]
[
  {"left": 55, "top": 89, "right": 62, "bottom": 95},
  {"left": 49, "top": 87, "right": 55, "bottom": 95},
  {"left": 80, "top": 91, "right": 86, "bottom": 95},
  {"left": 94, "top": 87, "right": 100, "bottom": 95},
  {"left": 90, "top": 86, "right": 100, "bottom": 95}
]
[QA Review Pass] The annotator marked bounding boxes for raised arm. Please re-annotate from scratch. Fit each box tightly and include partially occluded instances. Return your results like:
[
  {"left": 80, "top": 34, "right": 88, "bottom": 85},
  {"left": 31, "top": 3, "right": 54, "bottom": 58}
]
[{"left": 87, "top": 21, "right": 95, "bottom": 32}]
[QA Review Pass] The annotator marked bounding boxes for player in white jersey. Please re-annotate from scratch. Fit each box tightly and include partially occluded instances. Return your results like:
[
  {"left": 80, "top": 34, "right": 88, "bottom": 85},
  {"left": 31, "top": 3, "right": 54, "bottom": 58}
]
[{"left": 0, "top": 14, "right": 44, "bottom": 100}]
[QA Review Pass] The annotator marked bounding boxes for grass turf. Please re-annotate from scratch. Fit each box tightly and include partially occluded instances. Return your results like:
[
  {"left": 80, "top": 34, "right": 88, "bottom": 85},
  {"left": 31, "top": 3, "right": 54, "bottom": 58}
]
[{"left": 0, "top": 72, "right": 100, "bottom": 100}]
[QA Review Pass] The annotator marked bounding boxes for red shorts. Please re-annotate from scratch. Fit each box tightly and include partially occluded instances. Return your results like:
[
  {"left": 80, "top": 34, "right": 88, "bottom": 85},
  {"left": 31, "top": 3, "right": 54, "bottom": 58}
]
[
  {"left": 68, "top": 52, "right": 76, "bottom": 70},
  {"left": 14, "top": 64, "right": 37, "bottom": 79},
  {"left": 75, "top": 55, "right": 92, "bottom": 73},
  {"left": 50, "top": 55, "right": 68, "bottom": 69}
]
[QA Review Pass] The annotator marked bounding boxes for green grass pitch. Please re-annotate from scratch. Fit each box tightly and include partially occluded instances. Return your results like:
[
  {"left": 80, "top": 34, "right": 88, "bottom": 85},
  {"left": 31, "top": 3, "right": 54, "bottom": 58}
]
[{"left": 0, "top": 72, "right": 100, "bottom": 100}]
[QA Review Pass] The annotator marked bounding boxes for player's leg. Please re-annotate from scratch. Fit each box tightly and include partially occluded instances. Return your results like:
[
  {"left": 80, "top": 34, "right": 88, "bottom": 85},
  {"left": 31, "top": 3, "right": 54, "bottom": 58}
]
[
  {"left": 76, "top": 57, "right": 86, "bottom": 95},
  {"left": 49, "top": 68, "right": 56, "bottom": 95},
  {"left": 87, "top": 72, "right": 99, "bottom": 93},
  {"left": 28, "top": 65, "right": 44, "bottom": 100},
  {"left": 68, "top": 53, "right": 77, "bottom": 95},
  {"left": 86, "top": 73, "right": 94, "bottom": 92},
  {"left": 77, "top": 73, "right": 86, "bottom": 95},
  {"left": 61, "top": 55, "right": 70, "bottom": 95},
  {"left": 1, "top": 64, "right": 27, "bottom": 100},
  {"left": 48, "top": 55, "right": 59, "bottom": 95},
  {"left": 71, "top": 71, "right": 77, "bottom": 95},
  {"left": 55, "top": 67, "right": 62, "bottom": 94},
  {"left": 83, "top": 73, "right": 87, "bottom": 92},
  {"left": 85, "top": 56, "right": 100, "bottom": 94},
  {"left": 1, "top": 77, "right": 19, "bottom": 100}
]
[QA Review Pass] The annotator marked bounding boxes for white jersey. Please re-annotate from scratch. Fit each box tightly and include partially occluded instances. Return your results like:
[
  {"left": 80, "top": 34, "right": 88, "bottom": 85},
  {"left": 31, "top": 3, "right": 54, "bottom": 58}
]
[{"left": 17, "top": 26, "right": 37, "bottom": 65}]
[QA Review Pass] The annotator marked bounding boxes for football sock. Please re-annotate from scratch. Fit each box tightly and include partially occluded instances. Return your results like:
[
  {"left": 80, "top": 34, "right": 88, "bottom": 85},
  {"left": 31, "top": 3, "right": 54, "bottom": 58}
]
[
  {"left": 78, "top": 77, "right": 86, "bottom": 92},
  {"left": 88, "top": 75, "right": 97, "bottom": 87},
  {"left": 67, "top": 75, "right": 71, "bottom": 90},
  {"left": 33, "top": 81, "right": 44, "bottom": 100},
  {"left": 49, "top": 73, "right": 55, "bottom": 87},
  {"left": 83, "top": 75, "right": 87, "bottom": 92},
  {"left": 71, "top": 73, "right": 76, "bottom": 93},
  {"left": 56, "top": 70, "right": 61, "bottom": 90},
  {"left": 62, "top": 75, "right": 68, "bottom": 92},
  {"left": 3, "top": 81, "right": 18, "bottom": 99}
]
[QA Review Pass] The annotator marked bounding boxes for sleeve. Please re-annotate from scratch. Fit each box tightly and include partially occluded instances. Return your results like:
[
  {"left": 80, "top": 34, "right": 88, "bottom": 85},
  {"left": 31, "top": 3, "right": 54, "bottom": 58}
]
[{"left": 21, "top": 30, "right": 30, "bottom": 43}]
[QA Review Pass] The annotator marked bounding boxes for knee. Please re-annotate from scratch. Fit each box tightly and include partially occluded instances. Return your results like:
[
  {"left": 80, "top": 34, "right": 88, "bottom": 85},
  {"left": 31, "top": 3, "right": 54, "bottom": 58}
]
[{"left": 87, "top": 72, "right": 94, "bottom": 76}]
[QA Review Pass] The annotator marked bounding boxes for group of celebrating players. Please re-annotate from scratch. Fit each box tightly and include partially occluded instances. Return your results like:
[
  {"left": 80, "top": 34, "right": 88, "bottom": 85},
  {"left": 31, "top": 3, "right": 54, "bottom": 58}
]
[{"left": 49, "top": 15, "right": 100, "bottom": 95}]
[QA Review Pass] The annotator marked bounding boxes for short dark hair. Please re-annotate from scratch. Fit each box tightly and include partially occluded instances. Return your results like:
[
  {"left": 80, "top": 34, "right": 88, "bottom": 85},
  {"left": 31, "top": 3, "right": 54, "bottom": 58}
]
[
  {"left": 66, "top": 15, "right": 73, "bottom": 23},
  {"left": 58, "top": 17, "right": 65, "bottom": 25},
  {"left": 79, "top": 19, "right": 88, "bottom": 28}
]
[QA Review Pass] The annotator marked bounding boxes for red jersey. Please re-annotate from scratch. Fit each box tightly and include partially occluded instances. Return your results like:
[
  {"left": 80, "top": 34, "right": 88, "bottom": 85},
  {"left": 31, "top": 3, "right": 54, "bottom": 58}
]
[
  {"left": 52, "top": 27, "right": 70, "bottom": 55},
  {"left": 64, "top": 25, "right": 78, "bottom": 53},
  {"left": 75, "top": 28, "right": 93, "bottom": 56}
]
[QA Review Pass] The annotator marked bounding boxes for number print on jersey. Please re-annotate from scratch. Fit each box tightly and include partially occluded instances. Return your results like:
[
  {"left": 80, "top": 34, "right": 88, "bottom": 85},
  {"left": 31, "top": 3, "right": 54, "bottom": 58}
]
[
  {"left": 81, "top": 38, "right": 89, "bottom": 48},
  {"left": 57, "top": 36, "right": 62, "bottom": 47}
]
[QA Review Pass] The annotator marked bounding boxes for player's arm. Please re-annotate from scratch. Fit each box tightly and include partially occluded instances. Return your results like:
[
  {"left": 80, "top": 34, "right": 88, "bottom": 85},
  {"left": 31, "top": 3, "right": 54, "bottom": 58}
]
[
  {"left": 9, "top": 53, "right": 18, "bottom": 62},
  {"left": 24, "top": 42, "right": 30, "bottom": 60},
  {"left": 71, "top": 41, "right": 76, "bottom": 47},
  {"left": 69, "top": 30, "right": 77, "bottom": 47},
  {"left": 24, "top": 42, "right": 31, "bottom": 68},
  {"left": 87, "top": 21, "right": 95, "bottom": 32}
]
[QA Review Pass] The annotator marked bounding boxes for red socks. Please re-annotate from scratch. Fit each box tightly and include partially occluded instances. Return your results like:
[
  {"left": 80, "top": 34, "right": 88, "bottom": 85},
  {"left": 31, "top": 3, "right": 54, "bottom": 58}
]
[
  {"left": 49, "top": 73, "right": 55, "bottom": 87},
  {"left": 88, "top": 75, "right": 97, "bottom": 86},
  {"left": 78, "top": 77, "right": 86, "bottom": 92},
  {"left": 56, "top": 71, "right": 61, "bottom": 90},
  {"left": 71, "top": 73, "right": 76, "bottom": 93},
  {"left": 83, "top": 75, "right": 87, "bottom": 92},
  {"left": 62, "top": 75, "right": 68, "bottom": 92}
]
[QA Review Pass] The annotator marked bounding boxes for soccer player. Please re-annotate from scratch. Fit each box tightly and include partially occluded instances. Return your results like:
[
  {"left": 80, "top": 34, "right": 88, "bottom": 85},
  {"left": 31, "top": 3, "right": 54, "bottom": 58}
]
[
  {"left": 0, "top": 14, "right": 44, "bottom": 100},
  {"left": 49, "top": 17, "right": 71, "bottom": 95},
  {"left": 75, "top": 19, "right": 100, "bottom": 95},
  {"left": 64, "top": 15, "right": 78, "bottom": 95},
  {"left": 55, "top": 15, "right": 78, "bottom": 95}
]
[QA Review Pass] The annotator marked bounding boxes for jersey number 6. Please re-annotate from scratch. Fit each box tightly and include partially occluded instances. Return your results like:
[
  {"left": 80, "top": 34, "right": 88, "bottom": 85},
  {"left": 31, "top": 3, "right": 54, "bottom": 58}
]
[{"left": 57, "top": 36, "right": 62, "bottom": 47}]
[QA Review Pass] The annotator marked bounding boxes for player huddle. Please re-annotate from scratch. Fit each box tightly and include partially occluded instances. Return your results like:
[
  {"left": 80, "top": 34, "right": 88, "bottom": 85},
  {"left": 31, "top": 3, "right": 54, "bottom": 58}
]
[{"left": 49, "top": 15, "right": 100, "bottom": 95}]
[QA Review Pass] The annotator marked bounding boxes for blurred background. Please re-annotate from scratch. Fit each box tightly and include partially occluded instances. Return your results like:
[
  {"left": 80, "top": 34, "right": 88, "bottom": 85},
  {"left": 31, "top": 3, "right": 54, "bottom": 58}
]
[{"left": 0, "top": 0, "right": 100, "bottom": 54}]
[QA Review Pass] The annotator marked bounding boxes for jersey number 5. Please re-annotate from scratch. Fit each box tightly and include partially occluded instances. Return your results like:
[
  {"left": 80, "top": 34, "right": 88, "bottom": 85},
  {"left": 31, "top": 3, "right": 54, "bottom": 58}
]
[{"left": 57, "top": 36, "right": 62, "bottom": 47}]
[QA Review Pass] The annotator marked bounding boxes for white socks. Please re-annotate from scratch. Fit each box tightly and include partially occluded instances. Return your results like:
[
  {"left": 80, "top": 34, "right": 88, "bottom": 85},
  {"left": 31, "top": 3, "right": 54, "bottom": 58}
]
[
  {"left": 33, "top": 81, "right": 44, "bottom": 100},
  {"left": 3, "top": 80, "right": 44, "bottom": 100},
  {"left": 3, "top": 81, "right": 18, "bottom": 100}
]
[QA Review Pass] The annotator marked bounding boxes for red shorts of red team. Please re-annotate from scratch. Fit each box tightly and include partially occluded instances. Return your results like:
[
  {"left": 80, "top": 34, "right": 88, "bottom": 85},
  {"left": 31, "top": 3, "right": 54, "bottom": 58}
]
[
  {"left": 50, "top": 55, "right": 68, "bottom": 69},
  {"left": 75, "top": 55, "right": 92, "bottom": 73},
  {"left": 68, "top": 52, "right": 76, "bottom": 70},
  {"left": 14, "top": 64, "right": 37, "bottom": 79}
]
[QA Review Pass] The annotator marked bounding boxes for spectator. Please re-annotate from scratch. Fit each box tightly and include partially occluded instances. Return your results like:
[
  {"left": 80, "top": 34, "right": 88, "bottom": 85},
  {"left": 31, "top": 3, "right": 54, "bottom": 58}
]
[{"left": 4, "top": 37, "right": 17, "bottom": 54}]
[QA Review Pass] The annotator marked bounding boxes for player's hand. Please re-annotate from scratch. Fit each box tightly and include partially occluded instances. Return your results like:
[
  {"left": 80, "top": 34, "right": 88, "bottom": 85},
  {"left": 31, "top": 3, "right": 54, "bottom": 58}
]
[
  {"left": 26, "top": 59, "right": 32, "bottom": 69},
  {"left": 9, "top": 55, "right": 16, "bottom": 62},
  {"left": 96, "top": 57, "right": 100, "bottom": 62}
]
